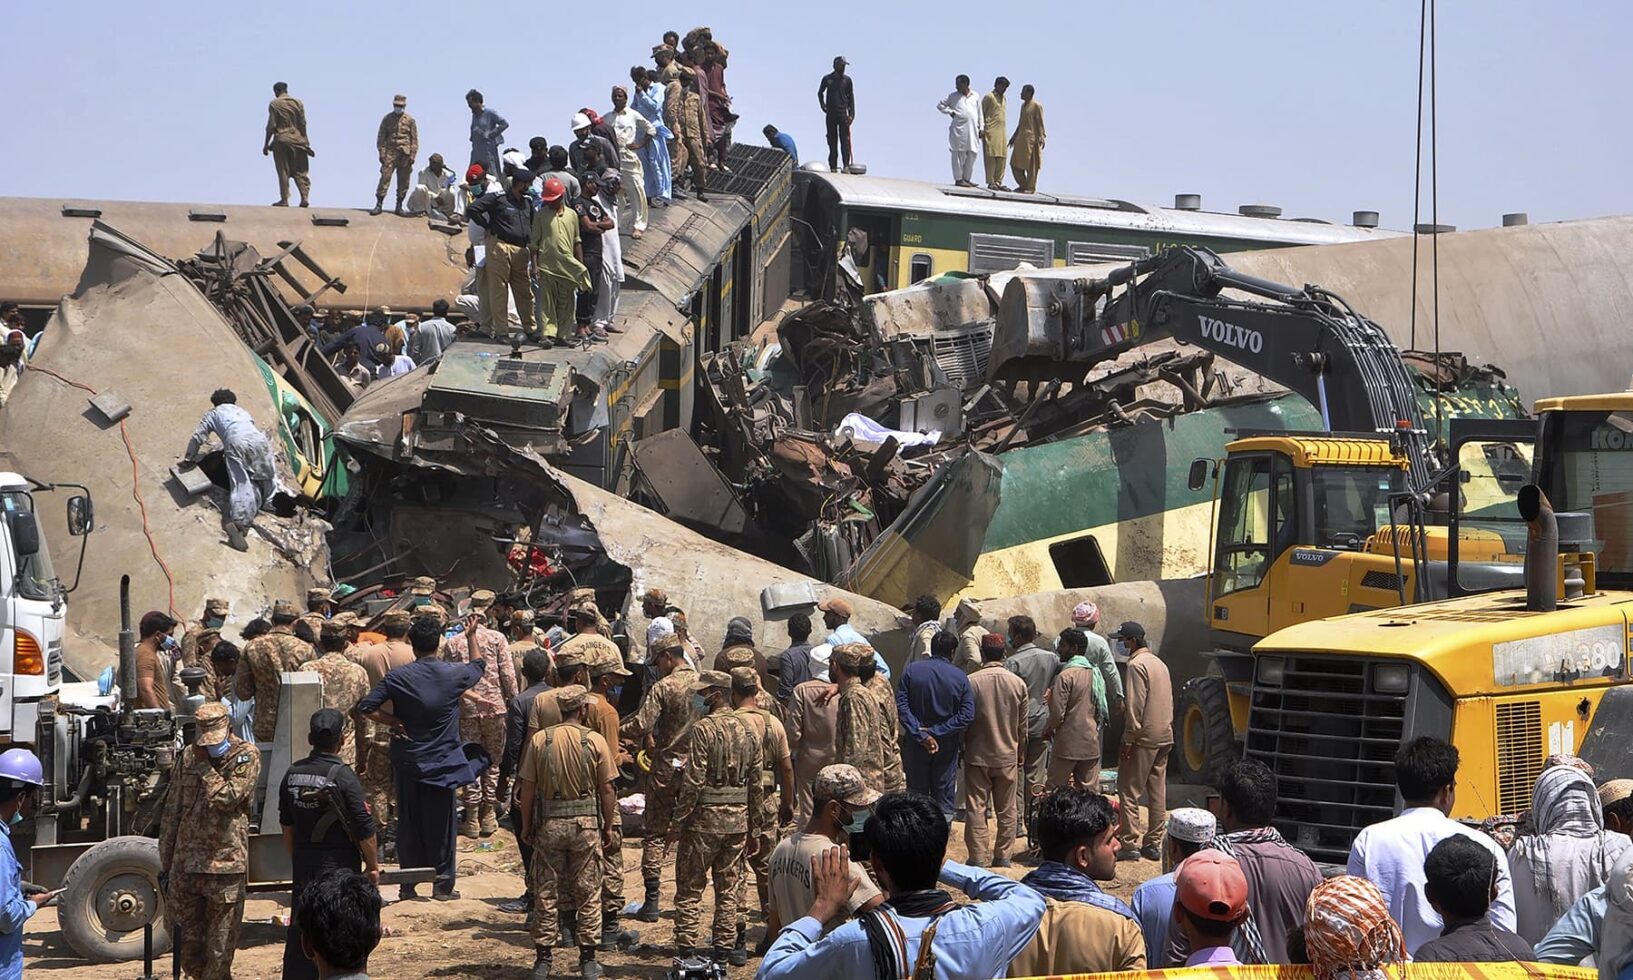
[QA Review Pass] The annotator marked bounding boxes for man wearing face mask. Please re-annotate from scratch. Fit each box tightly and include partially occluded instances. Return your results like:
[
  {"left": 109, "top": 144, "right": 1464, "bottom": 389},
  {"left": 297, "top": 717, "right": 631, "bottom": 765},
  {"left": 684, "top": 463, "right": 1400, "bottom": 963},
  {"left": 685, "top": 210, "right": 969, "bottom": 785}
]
[
  {"left": 180, "top": 597, "right": 229, "bottom": 672},
  {"left": 0, "top": 749, "right": 56, "bottom": 977},
  {"left": 135, "top": 611, "right": 180, "bottom": 711},
  {"left": 766, "top": 764, "right": 883, "bottom": 941},
  {"left": 669, "top": 671, "right": 763, "bottom": 966},
  {"left": 372, "top": 95, "right": 418, "bottom": 216},
  {"left": 159, "top": 702, "right": 262, "bottom": 980}
]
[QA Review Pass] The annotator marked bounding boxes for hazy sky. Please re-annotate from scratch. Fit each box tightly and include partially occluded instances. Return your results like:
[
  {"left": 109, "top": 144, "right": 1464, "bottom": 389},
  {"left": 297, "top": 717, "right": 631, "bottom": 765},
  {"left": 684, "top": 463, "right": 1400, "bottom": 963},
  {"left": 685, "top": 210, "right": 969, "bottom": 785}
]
[{"left": 2, "top": 1, "right": 1625, "bottom": 230}]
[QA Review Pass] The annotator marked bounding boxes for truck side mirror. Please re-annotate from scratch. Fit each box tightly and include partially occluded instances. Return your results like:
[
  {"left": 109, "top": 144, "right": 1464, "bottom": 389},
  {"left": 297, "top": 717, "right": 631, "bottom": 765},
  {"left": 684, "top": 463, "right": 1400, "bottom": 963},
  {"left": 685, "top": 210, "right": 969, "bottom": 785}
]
[
  {"left": 1187, "top": 458, "right": 1212, "bottom": 492},
  {"left": 8, "top": 513, "right": 39, "bottom": 557},
  {"left": 67, "top": 495, "right": 93, "bottom": 536}
]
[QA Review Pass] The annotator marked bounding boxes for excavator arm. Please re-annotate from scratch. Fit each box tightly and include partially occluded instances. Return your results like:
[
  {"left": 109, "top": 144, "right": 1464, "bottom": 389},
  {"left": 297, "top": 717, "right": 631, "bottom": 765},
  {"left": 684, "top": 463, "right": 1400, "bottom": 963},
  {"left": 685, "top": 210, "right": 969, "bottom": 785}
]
[{"left": 1048, "top": 246, "right": 1437, "bottom": 489}]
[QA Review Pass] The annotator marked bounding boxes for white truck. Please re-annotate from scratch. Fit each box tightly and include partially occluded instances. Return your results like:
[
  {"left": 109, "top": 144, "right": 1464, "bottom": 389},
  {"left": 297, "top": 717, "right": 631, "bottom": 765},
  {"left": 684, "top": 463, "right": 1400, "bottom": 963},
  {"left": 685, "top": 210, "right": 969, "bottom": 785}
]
[{"left": 0, "top": 472, "right": 92, "bottom": 739}]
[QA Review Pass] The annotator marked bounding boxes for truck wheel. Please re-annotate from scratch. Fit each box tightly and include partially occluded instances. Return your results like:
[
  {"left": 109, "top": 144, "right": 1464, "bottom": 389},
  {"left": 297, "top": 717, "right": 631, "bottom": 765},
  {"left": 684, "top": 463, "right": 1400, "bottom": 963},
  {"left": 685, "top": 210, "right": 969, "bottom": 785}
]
[
  {"left": 1173, "top": 676, "right": 1238, "bottom": 783},
  {"left": 58, "top": 836, "right": 168, "bottom": 963}
]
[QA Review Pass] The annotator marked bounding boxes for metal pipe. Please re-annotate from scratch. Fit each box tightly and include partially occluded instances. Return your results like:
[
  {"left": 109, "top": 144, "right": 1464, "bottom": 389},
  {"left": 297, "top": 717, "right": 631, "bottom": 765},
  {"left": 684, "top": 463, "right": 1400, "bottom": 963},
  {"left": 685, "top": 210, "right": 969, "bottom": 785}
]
[
  {"left": 117, "top": 574, "right": 136, "bottom": 718},
  {"left": 1518, "top": 485, "right": 1558, "bottom": 612}
]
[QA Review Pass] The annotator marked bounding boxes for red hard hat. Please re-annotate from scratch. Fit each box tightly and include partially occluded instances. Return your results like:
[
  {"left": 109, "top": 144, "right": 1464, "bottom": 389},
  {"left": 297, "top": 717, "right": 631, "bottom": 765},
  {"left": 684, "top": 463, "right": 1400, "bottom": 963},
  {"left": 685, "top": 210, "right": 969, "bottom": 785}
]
[
  {"left": 465, "top": 164, "right": 485, "bottom": 183},
  {"left": 541, "top": 176, "right": 565, "bottom": 202}
]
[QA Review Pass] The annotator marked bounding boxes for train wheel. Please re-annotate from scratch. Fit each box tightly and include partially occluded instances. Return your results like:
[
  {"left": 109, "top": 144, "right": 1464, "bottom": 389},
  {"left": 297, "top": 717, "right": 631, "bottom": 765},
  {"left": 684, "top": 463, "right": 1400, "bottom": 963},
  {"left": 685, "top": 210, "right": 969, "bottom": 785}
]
[
  {"left": 59, "top": 836, "right": 168, "bottom": 963},
  {"left": 1173, "top": 676, "right": 1238, "bottom": 783}
]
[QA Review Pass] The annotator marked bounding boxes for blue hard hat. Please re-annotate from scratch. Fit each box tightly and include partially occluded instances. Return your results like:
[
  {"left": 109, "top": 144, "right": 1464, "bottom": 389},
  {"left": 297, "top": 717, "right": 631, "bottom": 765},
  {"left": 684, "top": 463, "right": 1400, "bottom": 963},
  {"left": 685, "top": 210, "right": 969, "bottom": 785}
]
[{"left": 0, "top": 749, "right": 43, "bottom": 788}]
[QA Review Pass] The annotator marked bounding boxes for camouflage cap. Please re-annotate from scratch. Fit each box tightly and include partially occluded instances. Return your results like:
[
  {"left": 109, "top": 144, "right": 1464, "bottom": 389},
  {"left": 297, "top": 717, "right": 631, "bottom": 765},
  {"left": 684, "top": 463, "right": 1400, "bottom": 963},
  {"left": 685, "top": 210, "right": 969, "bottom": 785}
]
[
  {"left": 330, "top": 611, "right": 361, "bottom": 628},
  {"left": 555, "top": 646, "right": 590, "bottom": 671},
  {"left": 831, "top": 643, "right": 871, "bottom": 670},
  {"left": 307, "top": 587, "right": 333, "bottom": 604},
  {"left": 204, "top": 597, "right": 230, "bottom": 615},
  {"left": 651, "top": 633, "right": 683, "bottom": 656},
  {"left": 729, "top": 666, "right": 759, "bottom": 692},
  {"left": 408, "top": 575, "right": 437, "bottom": 596},
  {"left": 417, "top": 603, "right": 449, "bottom": 624},
  {"left": 511, "top": 608, "right": 536, "bottom": 624},
  {"left": 691, "top": 670, "right": 732, "bottom": 692},
  {"left": 271, "top": 599, "right": 298, "bottom": 618},
  {"left": 469, "top": 589, "right": 496, "bottom": 610},
  {"left": 319, "top": 620, "right": 348, "bottom": 641},
  {"left": 591, "top": 657, "right": 632, "bottom": 679},
  {"left": 378, "top": 609, "right": 412, "bottom": 629},
  {"left": 721, "top": 646, "right": 756, "bottom": 669},
  {"left": 555, "top": 684, "right": 590, "bottom": 713},
  {"left": 813, "top": 764, "right": 881, "bottom": 808},
  {"left": 194, "top": 702, "right": 231, "bottom": 742}
]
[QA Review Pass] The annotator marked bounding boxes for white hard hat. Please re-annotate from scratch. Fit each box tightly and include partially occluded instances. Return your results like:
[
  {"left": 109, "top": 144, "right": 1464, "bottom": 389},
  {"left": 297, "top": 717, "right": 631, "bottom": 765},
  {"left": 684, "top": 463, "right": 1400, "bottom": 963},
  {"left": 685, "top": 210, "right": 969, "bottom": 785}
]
[{"left": 571, "top": 112, "right": 591, "bottom": 131}]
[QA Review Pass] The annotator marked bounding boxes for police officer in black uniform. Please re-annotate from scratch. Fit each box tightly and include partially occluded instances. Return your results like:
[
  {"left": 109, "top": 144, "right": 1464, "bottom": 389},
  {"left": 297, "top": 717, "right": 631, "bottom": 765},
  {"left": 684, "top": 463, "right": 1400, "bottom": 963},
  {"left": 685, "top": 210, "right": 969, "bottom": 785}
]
[{"left": 279, "top": 708, "right": 380, "bottom": 980}]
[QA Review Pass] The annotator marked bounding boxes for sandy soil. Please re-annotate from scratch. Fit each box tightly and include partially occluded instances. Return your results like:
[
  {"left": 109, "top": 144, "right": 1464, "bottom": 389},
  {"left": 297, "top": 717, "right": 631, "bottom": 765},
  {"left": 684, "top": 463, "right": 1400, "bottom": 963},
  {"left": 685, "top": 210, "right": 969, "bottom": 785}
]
[{"left": 25, "top": 817, "right": 1172, "bottom": 980}]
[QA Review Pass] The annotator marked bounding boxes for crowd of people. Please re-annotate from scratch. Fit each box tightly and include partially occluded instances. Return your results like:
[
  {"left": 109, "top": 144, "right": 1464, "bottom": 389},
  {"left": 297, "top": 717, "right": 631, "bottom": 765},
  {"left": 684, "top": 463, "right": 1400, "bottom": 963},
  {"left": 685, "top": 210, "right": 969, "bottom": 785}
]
[{"left": 23, "top": 574, "right": 1633, "bottom": 980}]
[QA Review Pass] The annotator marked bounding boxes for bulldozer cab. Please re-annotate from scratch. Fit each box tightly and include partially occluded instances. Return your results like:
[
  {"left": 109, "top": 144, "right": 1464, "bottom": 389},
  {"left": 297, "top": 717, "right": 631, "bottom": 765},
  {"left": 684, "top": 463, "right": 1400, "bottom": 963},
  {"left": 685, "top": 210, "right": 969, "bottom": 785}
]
[{"left": 1202, "top": 435, "right": 1414, "bottom": 651}]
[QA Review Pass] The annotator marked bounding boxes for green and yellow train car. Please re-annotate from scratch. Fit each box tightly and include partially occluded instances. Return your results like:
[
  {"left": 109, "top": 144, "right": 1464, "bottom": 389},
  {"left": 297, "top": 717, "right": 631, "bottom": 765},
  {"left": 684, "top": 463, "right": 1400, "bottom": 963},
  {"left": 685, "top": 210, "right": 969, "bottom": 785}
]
[{"left": 795, "top": 171, "right": 1404, "bottom": 295}]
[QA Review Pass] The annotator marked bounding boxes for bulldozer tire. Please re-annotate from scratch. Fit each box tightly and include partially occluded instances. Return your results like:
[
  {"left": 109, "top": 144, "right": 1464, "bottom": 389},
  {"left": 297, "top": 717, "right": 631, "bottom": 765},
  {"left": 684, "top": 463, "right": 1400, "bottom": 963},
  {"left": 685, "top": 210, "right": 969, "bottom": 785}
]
[
  {"left": 59, "top": 836, "right": 169, "bottom": 963},
  {"left": 1174, "top": 676, "right": 1238, "bottom": 784}
]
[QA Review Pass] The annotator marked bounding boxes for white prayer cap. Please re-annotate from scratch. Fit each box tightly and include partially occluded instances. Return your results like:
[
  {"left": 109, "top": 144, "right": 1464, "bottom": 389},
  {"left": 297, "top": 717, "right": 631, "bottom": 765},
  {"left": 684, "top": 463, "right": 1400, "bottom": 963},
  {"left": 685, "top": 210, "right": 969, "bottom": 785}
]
[
  {"left": 809, "top": 643, "right": 834, "bottom": 683},
  {"left": 1166, "top": 807, "right": 1217, "bottom": 845}
]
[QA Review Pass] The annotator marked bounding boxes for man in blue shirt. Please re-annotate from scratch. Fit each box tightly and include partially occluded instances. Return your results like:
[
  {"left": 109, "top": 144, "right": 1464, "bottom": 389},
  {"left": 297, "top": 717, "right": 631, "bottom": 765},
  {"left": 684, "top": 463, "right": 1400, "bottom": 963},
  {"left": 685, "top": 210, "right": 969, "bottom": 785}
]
[
  {"left": 757, "top": 792, "right": 1044, "bottom": 980},
  {"left": 1131, "top": 806, "right": 1216, "bottom": 963},
  {"left": 0, "top": 748, "right": 52, "bottom": 978},
  {"left": 818, "top": 597, "right": 890, "bottom": 681},
  {"left": 895, "top": 632, "right": 974, "bottom": 818},
  {"left": 358, "top": 617, "right": 486, "bottom": 899},
  {"left": 762, "top": 125, "right": 798, "bottom": 160}
]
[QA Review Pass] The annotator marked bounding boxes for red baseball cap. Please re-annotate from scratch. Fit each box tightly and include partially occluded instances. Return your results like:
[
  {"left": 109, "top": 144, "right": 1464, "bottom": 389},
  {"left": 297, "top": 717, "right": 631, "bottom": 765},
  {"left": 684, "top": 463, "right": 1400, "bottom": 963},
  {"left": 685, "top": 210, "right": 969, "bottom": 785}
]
[
  {"left": 1175, "top": 851, "right": 1248, "bottom": 922},
  {"left": 540, "top": 176, "right": 565, "bottom": 202},
  {"left": 465, "top": 164, "right": 485, "bottom": 183}
]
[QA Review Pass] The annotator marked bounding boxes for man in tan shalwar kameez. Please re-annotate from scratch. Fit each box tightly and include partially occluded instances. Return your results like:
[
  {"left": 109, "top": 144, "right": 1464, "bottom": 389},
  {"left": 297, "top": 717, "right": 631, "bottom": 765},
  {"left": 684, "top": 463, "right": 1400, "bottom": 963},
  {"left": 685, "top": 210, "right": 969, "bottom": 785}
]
[
  {"left": 981, "top": 77, "right": 1010, "bottom": 190},
  {"left": 1009, "top": 84, "right": 1046, "bottom": 194}
]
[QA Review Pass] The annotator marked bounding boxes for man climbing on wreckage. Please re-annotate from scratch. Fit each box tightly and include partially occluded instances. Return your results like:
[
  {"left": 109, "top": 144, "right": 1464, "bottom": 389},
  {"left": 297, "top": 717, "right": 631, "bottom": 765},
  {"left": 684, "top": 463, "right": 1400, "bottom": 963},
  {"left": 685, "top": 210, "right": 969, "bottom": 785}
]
[{"left": 179, "top": 388, "right": 278, "bottom": 552}]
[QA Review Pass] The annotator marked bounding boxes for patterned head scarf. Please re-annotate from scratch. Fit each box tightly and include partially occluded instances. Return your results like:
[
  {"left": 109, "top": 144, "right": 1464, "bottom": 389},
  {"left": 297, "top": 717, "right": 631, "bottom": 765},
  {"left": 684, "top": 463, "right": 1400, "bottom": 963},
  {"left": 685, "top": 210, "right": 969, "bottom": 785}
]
[{"left": 1303, "top": 876, "right": 1406, "bottom": 980}]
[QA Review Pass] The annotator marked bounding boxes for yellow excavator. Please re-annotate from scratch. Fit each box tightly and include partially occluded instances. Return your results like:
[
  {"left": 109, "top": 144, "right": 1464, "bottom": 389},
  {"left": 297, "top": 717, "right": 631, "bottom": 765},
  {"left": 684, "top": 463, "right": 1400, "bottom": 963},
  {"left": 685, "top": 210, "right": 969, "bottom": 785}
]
[{"left": 1023, "top": 245, "right": 1534, "bottom": 783}]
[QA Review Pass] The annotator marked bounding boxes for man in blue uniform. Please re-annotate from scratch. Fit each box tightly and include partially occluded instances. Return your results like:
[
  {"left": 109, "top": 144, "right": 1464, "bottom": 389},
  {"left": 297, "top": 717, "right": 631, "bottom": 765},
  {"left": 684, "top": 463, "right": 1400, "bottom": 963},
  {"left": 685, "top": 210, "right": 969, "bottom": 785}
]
[
  {"left": 0, "top": 749, "right": 53, "bottom": 978},
  {"left": 359, "top": 617, "right": 486, "bottom": 899},
  {"left": 762, "top": 125, "right": 797, "bottom": 160},
  {"left": 895, "top": 631, "right": 974, "bottom": 818}
]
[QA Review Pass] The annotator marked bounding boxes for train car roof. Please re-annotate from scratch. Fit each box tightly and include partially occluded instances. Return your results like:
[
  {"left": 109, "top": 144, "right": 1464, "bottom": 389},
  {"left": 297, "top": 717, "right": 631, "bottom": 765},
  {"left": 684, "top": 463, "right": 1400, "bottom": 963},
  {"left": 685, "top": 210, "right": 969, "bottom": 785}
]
[
  {"left": 622, "top": 194, "right": 754, "bottom": 307},
  {"left": 798, "top": 170, "right": 1407, "bottom": 246}
]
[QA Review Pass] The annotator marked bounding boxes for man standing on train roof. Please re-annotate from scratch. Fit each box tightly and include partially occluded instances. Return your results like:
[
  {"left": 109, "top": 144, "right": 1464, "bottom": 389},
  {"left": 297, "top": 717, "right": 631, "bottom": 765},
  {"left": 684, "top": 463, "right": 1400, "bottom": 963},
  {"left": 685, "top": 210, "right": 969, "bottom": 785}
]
[{"left": 937, "top": 74, "right": 983, "bottom": 188}]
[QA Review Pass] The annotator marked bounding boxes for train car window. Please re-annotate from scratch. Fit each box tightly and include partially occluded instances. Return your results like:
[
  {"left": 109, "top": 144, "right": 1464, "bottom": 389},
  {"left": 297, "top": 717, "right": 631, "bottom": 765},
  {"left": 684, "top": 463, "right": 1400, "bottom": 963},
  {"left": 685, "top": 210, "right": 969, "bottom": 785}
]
[
  {"left": 968, "top": 233, "right": 1055, "bottom": 273},
  {"left": 1049, "top": 534, "right": 1113, "bottom": 588},
  {"left": 1067, "top": 241, "right": 1152, "bottom": 265},
  {"left": 909, "top": 254, "right": 933, "bottom": 284}
]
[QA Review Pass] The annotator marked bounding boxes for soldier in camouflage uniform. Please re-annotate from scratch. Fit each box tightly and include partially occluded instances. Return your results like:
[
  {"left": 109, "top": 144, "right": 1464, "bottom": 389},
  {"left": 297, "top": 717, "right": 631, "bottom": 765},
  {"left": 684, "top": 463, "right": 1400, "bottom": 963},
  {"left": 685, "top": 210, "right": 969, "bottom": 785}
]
[
  {"left": 159, "top": 702, "right": 261, "bottom": 980},
  {"left": 670, "top": 670, "right": 763, "bottom": 965},
  {"left": 833, "top": 644, "right": 906, "bottom": 797},
  {"left": 516, "top": 685, "right": 620, "bottom": 980},
  {"left": 444, "top": 596, "right": 518, "bottom": 838},
  {"left": 352, "top": 610, "right": 416, "bottom": 834},
  {"left": 235, "top": 599, "right": 316, "bottom": 743},
  {"left": 729, "top": 666, "right": 793, "bottom": 955},
  {"left": 720, "top": 644, "right": 778, "bottom": 716},
  {"left": 620, "top": 633, "right": 698, "bottom": 921},
  {"left": 300, "top": 621, "right": 370, "bottom": 766},
  {"left": 586, "top": 653, "right": 640, "bottom": 951},
  {"left": 179, "top": 597, "right": 229, "bottom": 672},
  {"left": 859, "top": 648, "right": 907, "bottom": 786},
  {"left": 299, "top": 587, "right": 333, "bottom": 644}
]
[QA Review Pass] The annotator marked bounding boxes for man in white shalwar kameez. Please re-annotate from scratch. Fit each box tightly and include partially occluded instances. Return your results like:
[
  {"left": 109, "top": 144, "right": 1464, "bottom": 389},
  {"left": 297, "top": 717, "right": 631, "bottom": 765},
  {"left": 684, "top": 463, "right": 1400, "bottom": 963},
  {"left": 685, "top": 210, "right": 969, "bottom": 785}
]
[
  {"left": 181, "top": 389, "right": 277, "bottom": 552},
  {"left": 594, "top": 171, "right": 626, "bottom": 330},
  {"left": 936, "top": 74, "right": 984, "bottom": 187}
]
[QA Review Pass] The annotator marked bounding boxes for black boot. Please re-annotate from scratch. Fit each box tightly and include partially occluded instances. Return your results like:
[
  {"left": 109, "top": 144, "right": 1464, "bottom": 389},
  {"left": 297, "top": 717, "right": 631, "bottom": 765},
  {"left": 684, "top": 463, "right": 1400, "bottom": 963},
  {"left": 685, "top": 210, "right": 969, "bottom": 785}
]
[
  {"left": 369, "top": 197, "right": 384, "bottom": 216},
  {"left": 636, "top": 880, "right": 660, "bottom": 922},
  {"left": 599, "top": 912, "right": 639, "bottom": 951},
  {"left": 530, "top": 948, "right": 552, "bottom": 980},
  {"left": 394, "top": 193, "right": 408, "bottom": 217},
  {"left": 730, "top": 922, "right": 748, "bottom": 966},
  {"left": 558, "top": 910, "right": 577, "bottom": 948},
  {"left": 578, "top": 948, "right": 603, "bottom": 980}
]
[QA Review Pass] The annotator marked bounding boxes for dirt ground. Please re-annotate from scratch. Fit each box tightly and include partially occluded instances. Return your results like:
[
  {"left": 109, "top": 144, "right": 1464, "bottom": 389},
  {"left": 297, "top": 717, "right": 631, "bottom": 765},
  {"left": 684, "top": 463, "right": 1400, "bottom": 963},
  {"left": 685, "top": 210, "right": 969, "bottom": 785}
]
[{"left": 24, "top": 810, "right": 1179, "bottom": 980}]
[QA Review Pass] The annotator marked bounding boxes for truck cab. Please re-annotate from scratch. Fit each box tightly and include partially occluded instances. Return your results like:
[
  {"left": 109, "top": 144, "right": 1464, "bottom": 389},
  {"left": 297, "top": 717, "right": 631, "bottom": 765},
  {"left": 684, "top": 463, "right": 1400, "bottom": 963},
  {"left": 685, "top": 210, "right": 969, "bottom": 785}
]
[{"left": 0, "top": 473, "right": 92, "bottom": 742}]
